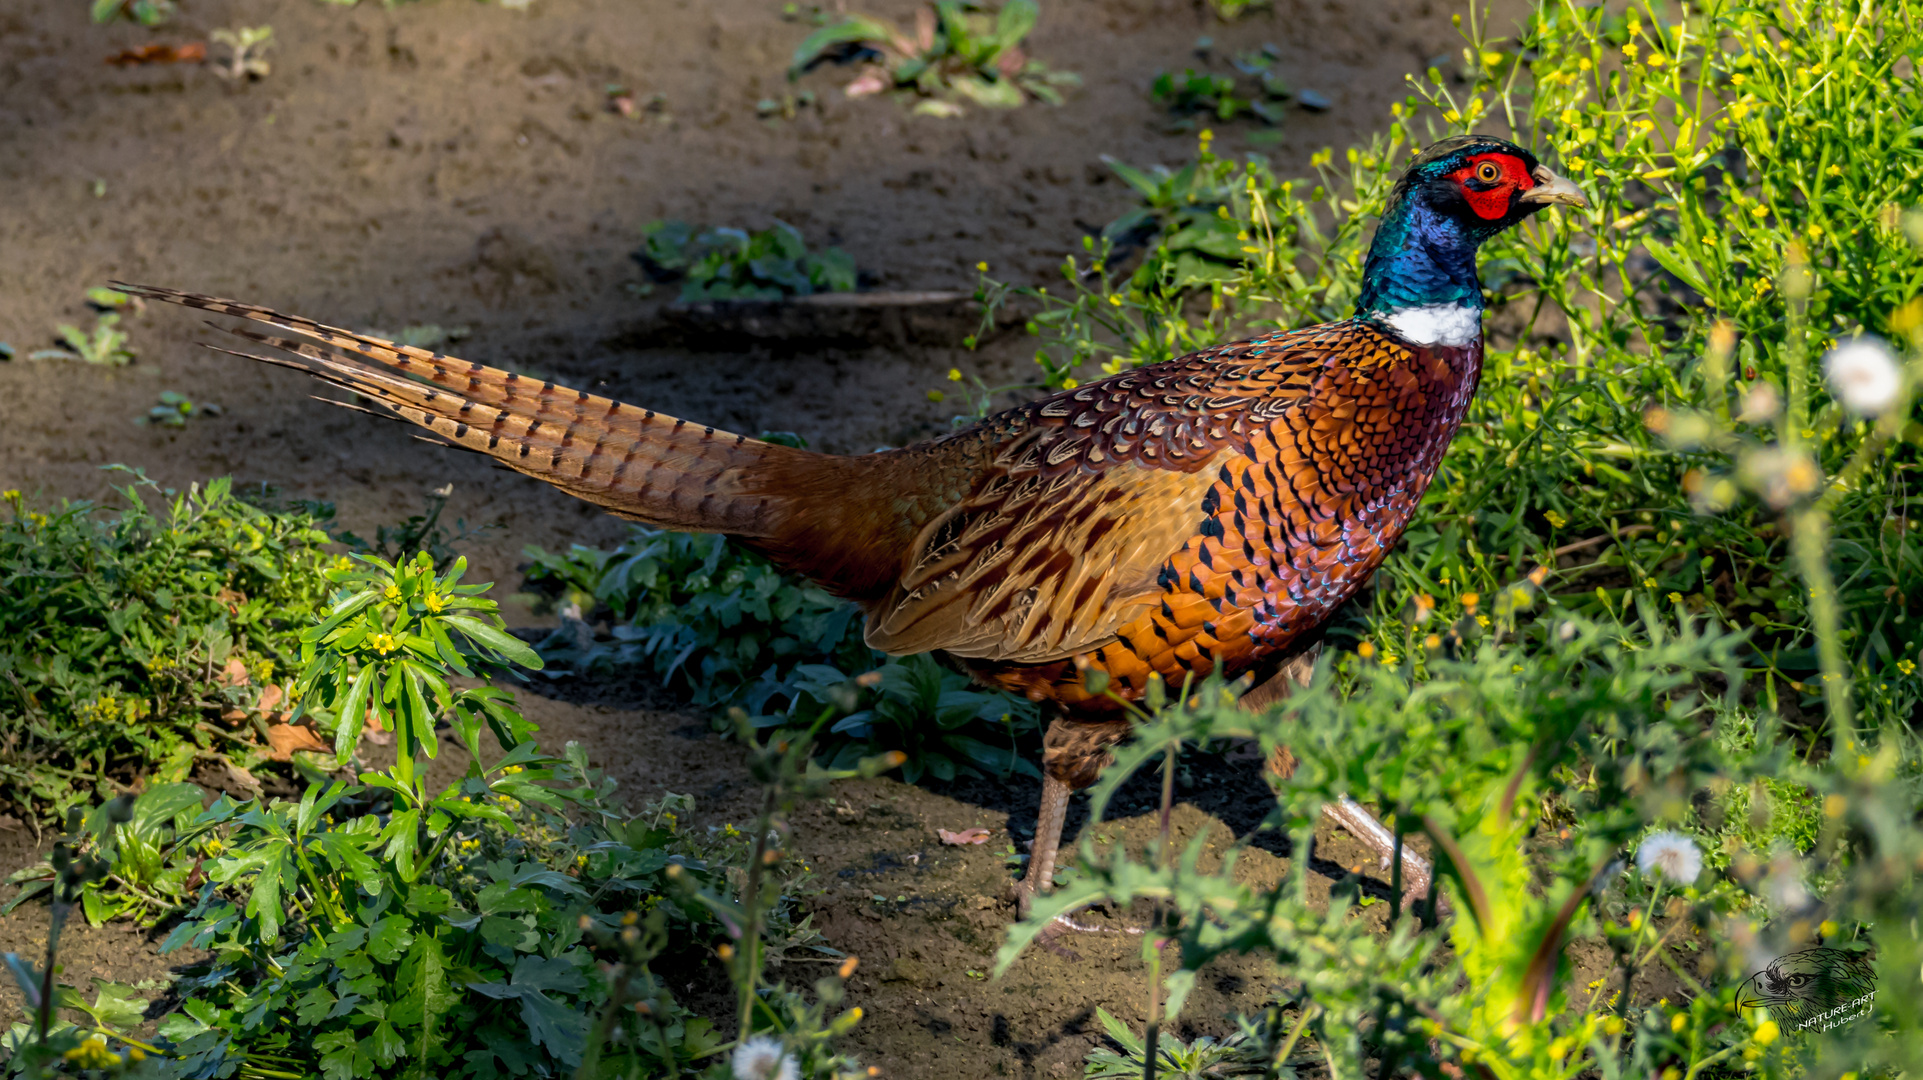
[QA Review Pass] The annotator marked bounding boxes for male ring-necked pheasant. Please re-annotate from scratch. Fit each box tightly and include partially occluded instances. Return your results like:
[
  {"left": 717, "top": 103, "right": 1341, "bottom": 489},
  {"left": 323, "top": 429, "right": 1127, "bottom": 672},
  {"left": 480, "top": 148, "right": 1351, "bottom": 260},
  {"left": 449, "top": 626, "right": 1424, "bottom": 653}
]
[{"left": 118, "top": 134, "right": 1585, "bottom": 917}]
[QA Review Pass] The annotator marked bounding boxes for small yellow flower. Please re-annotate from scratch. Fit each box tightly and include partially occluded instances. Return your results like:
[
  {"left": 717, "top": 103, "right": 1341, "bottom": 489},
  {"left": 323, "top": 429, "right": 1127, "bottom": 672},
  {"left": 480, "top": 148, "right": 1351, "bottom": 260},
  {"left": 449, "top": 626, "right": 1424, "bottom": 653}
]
[
  {"left": 1751, "top": 204, "right": 1769, "bottom": 219},
  {"left": 1476, "top": 615, "right": 1491, "bottom": 627},
  {"left": 1644, "top": 577, "right": 1658, "bottom": 588},
  {"left": 1603, "top": 1016, "right": 1625, "bottom": 1036},
  {"left": 63, "top": 1034, "right": 119, "bottom": 1069},
  {"left": 1668, "top": 592, "right": 1684, "bottom": 604},
  {"left": 1898, "top": 659, "right": 1916, "bottom": 676},
  {"left": 368, "top": 632, "right": 400, "bottom": 655},
  {"left": 976, "top": 262, "right": 988, "bottom": 272},
  {"left": 1753, "top": 1019, "right": 1780, "bottom": 1045},
  {"left": 1731, "top": 72, "right": 1748, "bottom": 85},
  {"left": 1578, "top": 57, "right": 1593, "bottom": 72},
  {"left": 947, "top": 368, "right": 963, "bottom": 382},
  {"left": 1544, "top": 510, "right": 1567, "bottom": 528},
  {"left": 1819, "top": 919, "right": 1838, "bottom": 937},
  {"left": 1671, "top": 1011, "right": 1688, "bottom": 1033},
  {"left": 384, "top": 583, "right": 402, "bottom": 601},
  {"left": 1827, "top": 163, "right": 1843, "bottom": 177},
  {"left": 1754, "top": 278, "right": 1772, "bottom": 296},
  {"left": 1647, "top": 52, "right": 1666, "bottom": 67},
  {"left": 423, "top": 592, "right": 444, "bottom": 613},
  {"left": 1623, "top": 42, "right": 1640, "bottom": 61},
  {"left": 1357, "top": 642, "right": 1376, "bottom": 659}
]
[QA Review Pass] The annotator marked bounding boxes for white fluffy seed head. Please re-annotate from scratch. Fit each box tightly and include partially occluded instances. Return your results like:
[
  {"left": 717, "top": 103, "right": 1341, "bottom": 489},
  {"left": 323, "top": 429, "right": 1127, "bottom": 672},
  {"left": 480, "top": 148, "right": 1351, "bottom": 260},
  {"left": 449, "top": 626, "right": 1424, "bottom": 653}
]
[
  {"left": 1823, "top": 336, "right": 1902, "bottom": 416},
  {"left": 731, "top": 1036, "right": 799, "bottom": 1080},
  {"left": 1635, "top": 830, "right": 1702, "bottom": 885}
]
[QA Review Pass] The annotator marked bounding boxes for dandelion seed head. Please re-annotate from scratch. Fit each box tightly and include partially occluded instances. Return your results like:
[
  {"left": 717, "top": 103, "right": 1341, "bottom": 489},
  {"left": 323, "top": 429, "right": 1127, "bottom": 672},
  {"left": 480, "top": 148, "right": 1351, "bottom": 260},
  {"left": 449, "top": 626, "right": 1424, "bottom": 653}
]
[
  {"left": 1823, "top": 337, "right": 1902, "bottom": 416},
  {"left": 732, "top": 1036, "right": 799, "bottom": 1080},
  {"left": 1636, "top": 831, "right": 1702, "bottom": 884}
]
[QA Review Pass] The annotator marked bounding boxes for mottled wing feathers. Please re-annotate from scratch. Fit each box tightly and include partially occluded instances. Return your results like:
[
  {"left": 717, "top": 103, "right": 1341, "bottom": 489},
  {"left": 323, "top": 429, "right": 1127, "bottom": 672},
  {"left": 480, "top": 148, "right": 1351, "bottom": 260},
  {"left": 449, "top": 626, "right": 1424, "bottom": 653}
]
[
  {"left": 868, "top": 321, "right": 1416, "bottom": 668},
  {"left": 867, "top": 459, "right": 1211, "bottom": 661},
  {"left": 112, "top": 283, "right": 809, "bottom": 537}
]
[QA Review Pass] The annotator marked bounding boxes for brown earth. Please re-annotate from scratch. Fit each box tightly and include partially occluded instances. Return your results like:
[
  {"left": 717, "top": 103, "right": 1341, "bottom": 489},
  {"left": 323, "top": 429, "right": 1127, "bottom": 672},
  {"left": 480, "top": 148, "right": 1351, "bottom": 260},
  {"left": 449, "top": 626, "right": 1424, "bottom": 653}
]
[{"left": 0, "top": 0, "right": 1631, "bottom": 1075}]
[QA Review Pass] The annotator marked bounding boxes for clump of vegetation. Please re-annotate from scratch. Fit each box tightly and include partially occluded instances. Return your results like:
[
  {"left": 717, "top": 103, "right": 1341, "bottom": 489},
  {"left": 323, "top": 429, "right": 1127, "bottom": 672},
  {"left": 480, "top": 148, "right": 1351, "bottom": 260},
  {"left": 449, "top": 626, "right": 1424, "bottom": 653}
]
[
  {"left": 979, "top": 1, "right": 1923, "bottom": 1076},
  {"left": 0, "top": 473, "right": 335, "bottom": 820},
  {"left": 4, "top": 551, "right": 884, "bottom": 1077},
  {"left": 633, "top": 219, "right": 857, "bottom": 302},
  {"left": 28, "top": 314, "right": 134, "bottom": 366},
  {"left": 210, "top": 25, "right": 273, "bottom": 81},
  {"left": 1148, "top": 46, "right": 1302, "bottom": 131},
  {"left": 521, "top": 526, "right": 1042, "bottom": 783},
  {"left": 136, "top": 391, "right": 221, "bottom": 428},
  {"left": 787, "top": 0, "right": 1078, "bottom": 117}
]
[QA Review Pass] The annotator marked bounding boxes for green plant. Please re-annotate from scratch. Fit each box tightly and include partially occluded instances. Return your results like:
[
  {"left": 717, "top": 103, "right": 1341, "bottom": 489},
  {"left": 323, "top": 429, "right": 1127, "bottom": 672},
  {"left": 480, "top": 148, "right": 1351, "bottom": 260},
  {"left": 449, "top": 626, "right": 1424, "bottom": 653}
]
[
  {"left": 90, "top": 0, "right": 174, "bottom": 26},
  {"left": 210, "top": 26, "right": 273, "bottom": 81},
  {"left": 520, "top": 527, "right": 1042, "bottom": 782},
  {"left": 1148, "top": 49, "right": 1294, "bottom": 129},
  {"left": 28, "top": 315, "right": 134, "bottom": 366},
  {"left": 787, "top": 0, "right": 1079, "bottom": 116},
  {"left": 1082, "top": 1007, "right": 1265, "bottom": 1078},
  {"left": 782, "top": 653, "right": 1040, "bottom": 782},
  {"left": 634, "top": 220, "right": 857, "bottom": 302},
  {"left": 1206, "top": 0, "right": 1269, "bottom": 19},
  {"left": 136, "top": 391, "right": 221, "bottom": 428},
  {"left": 325, "top": 483, "right": 495, "bottom": 575},
  {"left": 0, "top": 472, "right": 336, "bottom": 820}
]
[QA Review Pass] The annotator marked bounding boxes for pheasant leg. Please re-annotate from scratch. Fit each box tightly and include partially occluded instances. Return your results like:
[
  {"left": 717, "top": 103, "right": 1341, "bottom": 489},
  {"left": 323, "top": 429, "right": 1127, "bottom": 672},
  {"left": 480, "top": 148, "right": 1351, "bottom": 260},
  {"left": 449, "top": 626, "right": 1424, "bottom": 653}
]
[
  {"left": 1007, "top": 771, "right": 1070, "bottom": 918},
  {"left": 1245, "top": 656, "right": 1436, "bottom": 914}
]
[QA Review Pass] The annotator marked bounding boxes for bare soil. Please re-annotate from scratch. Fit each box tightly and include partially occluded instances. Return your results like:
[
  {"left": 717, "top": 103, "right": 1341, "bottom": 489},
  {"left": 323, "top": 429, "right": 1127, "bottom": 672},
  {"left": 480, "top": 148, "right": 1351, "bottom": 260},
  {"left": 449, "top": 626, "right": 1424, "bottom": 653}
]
[{"left": 0, "top": 0, "right": 1679, "bottom": 1075}]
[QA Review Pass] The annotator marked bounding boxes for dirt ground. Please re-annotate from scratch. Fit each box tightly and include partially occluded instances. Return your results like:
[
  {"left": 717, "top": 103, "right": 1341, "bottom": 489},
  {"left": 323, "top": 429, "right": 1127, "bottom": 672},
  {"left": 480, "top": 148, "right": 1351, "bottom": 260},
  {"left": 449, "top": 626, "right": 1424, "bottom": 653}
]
[{"left": 0, "top": 0, "right": 1583, "bottom": 1075}]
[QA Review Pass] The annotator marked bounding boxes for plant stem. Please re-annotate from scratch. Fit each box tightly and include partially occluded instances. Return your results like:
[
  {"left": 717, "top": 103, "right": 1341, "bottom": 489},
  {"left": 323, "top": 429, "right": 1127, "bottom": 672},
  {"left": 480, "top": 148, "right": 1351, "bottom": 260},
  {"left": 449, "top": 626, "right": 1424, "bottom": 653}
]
[
  {"left": 36, "top": 898, "right": 67, "bottom": 1043},
  {"left": 736, "top": 778, "right": 780, "bottom": 1042},
  {"left": 1143, "top": 736, "right": 1179, "bottom": 1080}
]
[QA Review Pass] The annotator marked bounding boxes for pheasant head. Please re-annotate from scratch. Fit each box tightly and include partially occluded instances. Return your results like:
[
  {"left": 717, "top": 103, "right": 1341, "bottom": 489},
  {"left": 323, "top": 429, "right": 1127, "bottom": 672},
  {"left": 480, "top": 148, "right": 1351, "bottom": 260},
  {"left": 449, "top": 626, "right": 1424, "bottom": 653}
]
[{"left": 1356, "top": 134, "right": 1587, "bottom": 346}]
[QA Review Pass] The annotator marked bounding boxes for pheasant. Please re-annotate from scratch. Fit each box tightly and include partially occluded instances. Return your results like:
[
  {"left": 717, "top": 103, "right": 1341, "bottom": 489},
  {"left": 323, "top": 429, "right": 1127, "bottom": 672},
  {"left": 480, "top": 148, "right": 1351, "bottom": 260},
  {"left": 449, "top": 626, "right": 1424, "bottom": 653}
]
[{"left": 116, "top": 133, "right": 1584, "bottom": 917}]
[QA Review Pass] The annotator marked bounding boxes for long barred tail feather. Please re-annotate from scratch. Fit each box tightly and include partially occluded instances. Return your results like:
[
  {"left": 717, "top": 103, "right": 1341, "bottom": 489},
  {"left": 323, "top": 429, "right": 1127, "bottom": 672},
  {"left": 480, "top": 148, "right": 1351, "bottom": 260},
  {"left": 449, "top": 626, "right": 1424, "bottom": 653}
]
[{"left": 115, "top": 282, "right": 811, "bottom": 538}]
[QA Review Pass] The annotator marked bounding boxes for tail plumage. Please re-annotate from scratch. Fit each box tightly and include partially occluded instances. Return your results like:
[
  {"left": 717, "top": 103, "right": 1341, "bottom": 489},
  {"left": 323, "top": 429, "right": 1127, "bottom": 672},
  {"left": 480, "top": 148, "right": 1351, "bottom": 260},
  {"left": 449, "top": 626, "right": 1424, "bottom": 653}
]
[{"left": 115, "top": 283, "right": 809, "bottom": 538}]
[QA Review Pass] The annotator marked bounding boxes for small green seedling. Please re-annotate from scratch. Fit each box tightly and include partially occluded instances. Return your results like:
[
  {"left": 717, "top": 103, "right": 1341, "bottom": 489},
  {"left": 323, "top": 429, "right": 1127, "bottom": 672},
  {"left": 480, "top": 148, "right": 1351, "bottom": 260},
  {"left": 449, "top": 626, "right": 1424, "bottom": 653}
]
[
  {"left": 1149, "top": 46, "right": 1295, "bottom": 128},
  {"left": 757, "top": 89, "right": 818, "bottom": 121},
  {"left": 91, "top": 0, "right": 175, "bottom": 25},
  {"left": 137, "top": 391, "right": 221, "bottom": 428},
  {"left": 210, "top": 25, "right": 272, "bottom": 81},
  {"left": 29, "top": 314, "right": 135, "bottom": 366},
  {"left": 635, "top": 219, "right": 857, "bottom": 302},
  {"left": 788, "top": 0, "right": 1078, "bottom": 116},
  {"left": 1083, "top": 1008, "right": 1266, "bottom": 1078}
]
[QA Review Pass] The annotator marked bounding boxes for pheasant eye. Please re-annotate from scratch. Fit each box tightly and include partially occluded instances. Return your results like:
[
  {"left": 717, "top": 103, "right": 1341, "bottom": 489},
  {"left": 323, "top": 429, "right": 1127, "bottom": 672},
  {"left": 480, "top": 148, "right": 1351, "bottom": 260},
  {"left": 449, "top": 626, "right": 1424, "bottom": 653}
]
[{"left": 1475, "top": 161, "right": 1503, "bottom": 184}]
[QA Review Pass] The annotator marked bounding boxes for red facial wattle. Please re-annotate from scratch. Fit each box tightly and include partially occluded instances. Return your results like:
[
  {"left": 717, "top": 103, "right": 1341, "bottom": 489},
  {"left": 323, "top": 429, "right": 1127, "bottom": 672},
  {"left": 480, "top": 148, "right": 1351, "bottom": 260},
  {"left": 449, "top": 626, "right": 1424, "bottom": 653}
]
[{"left": 1453, "top": 153, "right": 1534, "bottom": 220}]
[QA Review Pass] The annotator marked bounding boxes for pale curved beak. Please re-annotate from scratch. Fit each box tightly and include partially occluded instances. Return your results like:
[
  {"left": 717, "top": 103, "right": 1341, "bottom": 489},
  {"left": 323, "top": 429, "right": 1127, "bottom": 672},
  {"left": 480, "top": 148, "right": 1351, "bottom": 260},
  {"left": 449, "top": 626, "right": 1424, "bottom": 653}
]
[{"left": 1520, "top": 164, "right": 1589, "bottom": 208}]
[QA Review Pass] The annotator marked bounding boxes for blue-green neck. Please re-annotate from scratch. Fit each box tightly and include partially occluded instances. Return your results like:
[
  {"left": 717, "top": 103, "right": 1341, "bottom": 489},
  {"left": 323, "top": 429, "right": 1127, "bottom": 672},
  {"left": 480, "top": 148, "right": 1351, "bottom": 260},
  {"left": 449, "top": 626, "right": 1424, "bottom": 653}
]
[{"left": 1354, "top": 198, "right": 1488, "bottom": 320}]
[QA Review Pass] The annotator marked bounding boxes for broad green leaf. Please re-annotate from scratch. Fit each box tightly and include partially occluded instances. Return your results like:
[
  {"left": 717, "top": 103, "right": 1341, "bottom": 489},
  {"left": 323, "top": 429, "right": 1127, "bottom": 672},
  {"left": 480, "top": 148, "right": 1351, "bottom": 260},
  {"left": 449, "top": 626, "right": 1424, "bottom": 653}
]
[
  {"left": 439, "top": 615, "right": 542, "bottom": 669},
  {"left": 787, "top": 16, "right": 898, "bottom": 77}
]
